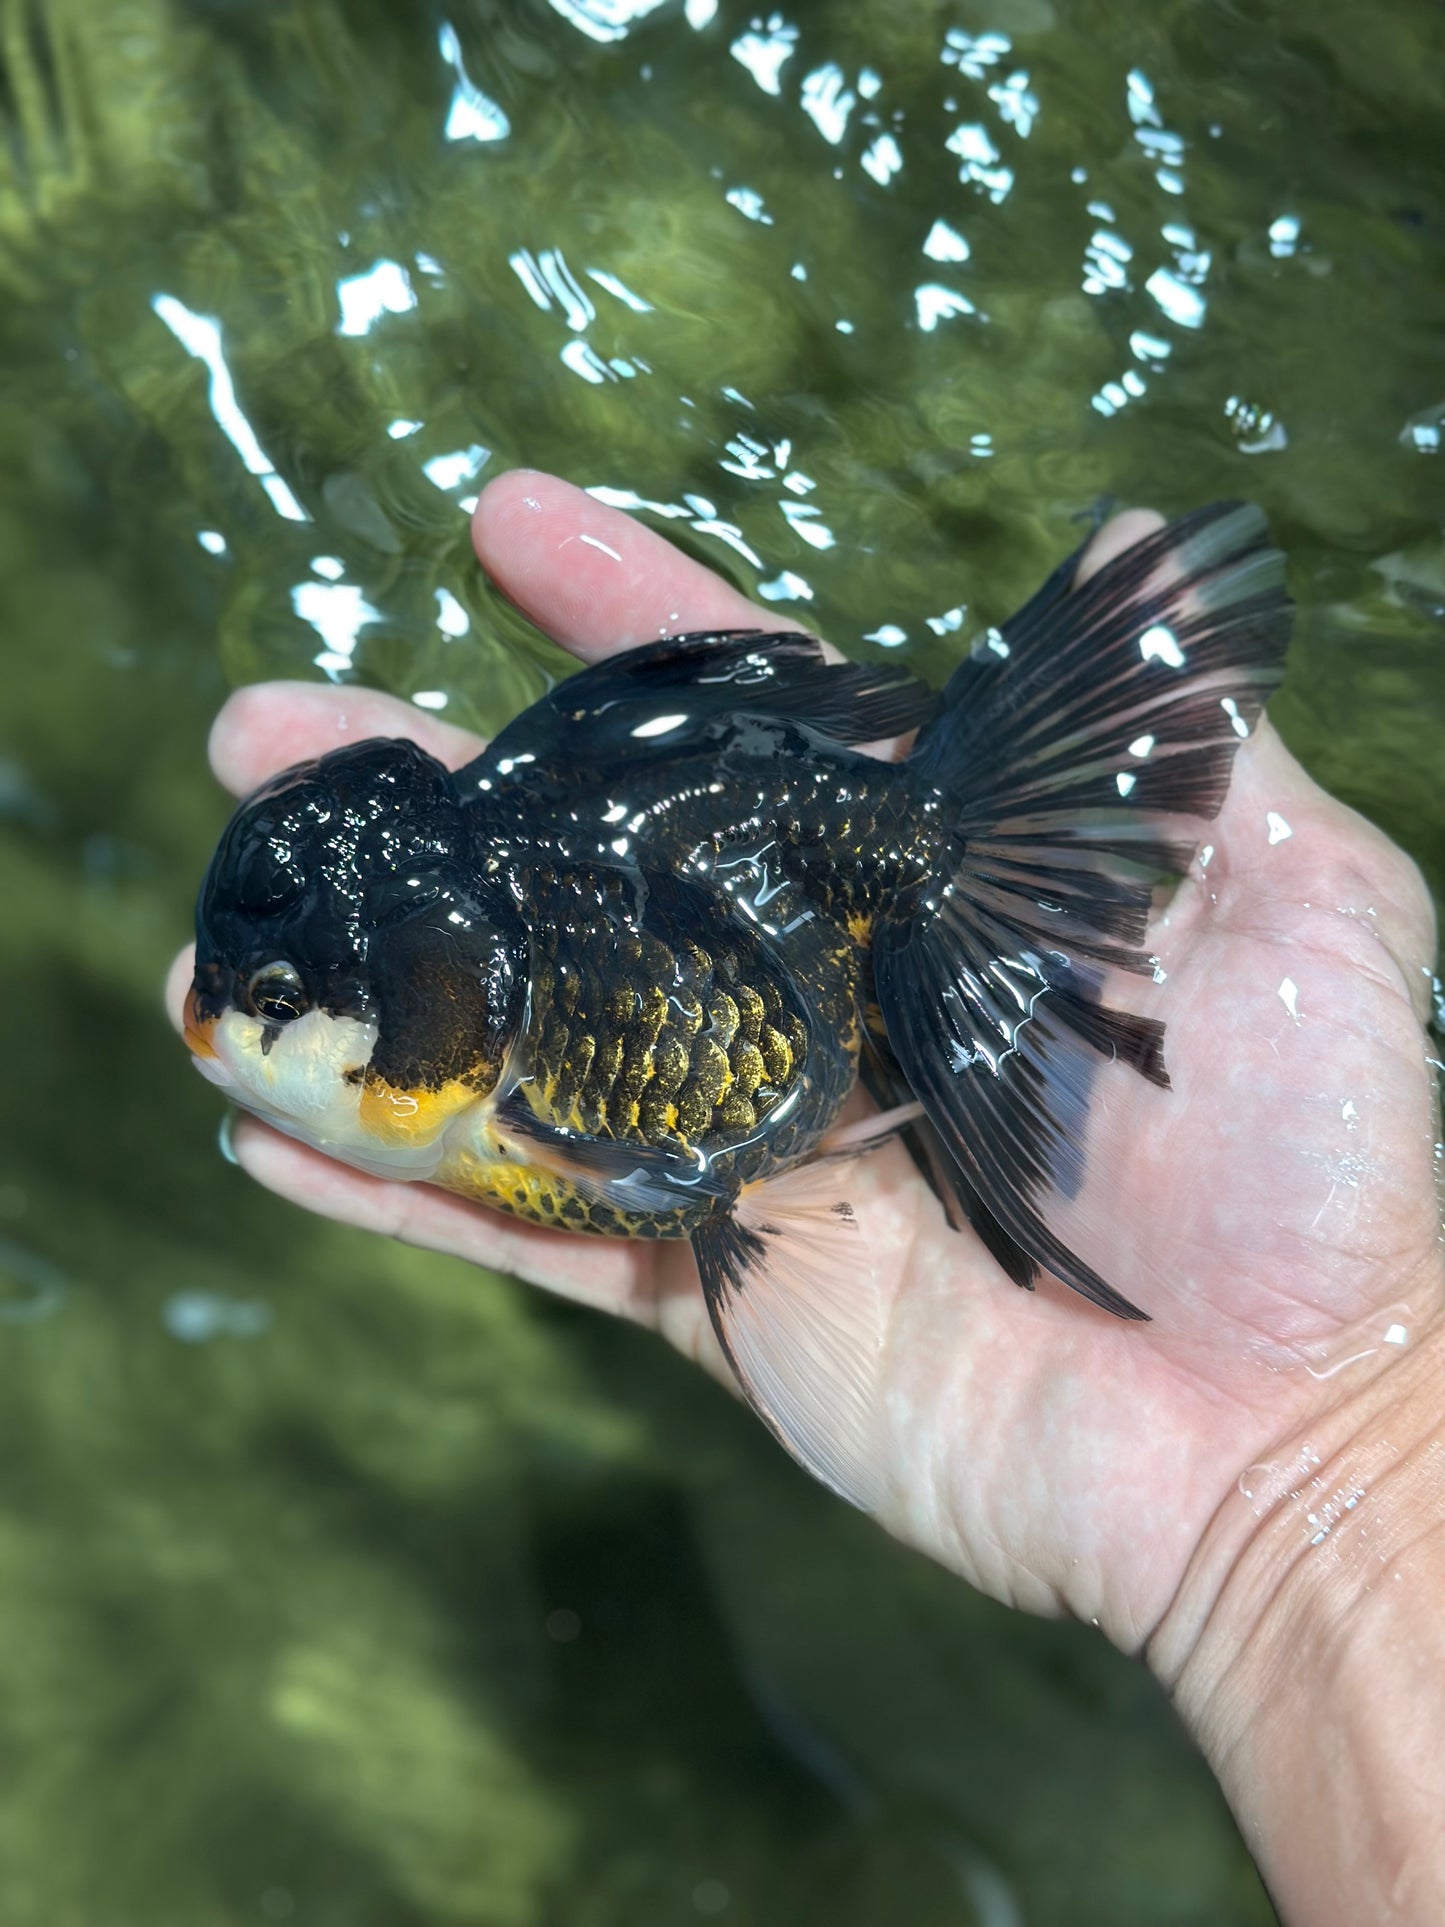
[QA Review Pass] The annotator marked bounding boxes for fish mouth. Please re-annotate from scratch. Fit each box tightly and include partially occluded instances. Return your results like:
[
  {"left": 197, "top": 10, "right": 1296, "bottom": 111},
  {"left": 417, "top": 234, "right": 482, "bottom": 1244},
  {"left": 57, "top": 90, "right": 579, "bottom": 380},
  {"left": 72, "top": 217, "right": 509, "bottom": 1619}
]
[
  {"left": 183, "top": 984, "right": 219, "bottom": 1060},
  {"left": 180, "top": 999, "right": 465, "bottom": 1185}
]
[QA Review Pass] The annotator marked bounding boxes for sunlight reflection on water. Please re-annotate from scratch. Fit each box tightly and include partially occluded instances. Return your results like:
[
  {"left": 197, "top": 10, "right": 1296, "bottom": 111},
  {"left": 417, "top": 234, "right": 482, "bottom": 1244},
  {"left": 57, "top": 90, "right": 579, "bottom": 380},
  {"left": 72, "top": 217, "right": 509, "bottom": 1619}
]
[{"left": 103, "top": 0, "right": 1437, "bottom": 877}]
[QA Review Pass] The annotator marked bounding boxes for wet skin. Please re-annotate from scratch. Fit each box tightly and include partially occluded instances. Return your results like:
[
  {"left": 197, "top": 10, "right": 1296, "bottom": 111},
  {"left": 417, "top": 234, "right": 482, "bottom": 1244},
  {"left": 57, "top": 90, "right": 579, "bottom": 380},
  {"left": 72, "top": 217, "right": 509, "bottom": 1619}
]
[{"left": 167, "top": 469, "right": 1442, "bottom": 1657}]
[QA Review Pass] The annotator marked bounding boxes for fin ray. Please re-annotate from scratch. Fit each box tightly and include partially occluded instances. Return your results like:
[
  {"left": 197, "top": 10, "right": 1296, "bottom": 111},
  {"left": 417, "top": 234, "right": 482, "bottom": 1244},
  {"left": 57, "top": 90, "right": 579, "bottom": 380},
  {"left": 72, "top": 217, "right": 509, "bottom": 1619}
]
[
  {"left": 692, "top": 1162, "right": 886, "bottom": 1511},
  {"left": 493, "top": 1094, "right": 732, "bottom": 1214},
  {"left": 879, "top": 501, "right": 1291, "bottom": 1317}
]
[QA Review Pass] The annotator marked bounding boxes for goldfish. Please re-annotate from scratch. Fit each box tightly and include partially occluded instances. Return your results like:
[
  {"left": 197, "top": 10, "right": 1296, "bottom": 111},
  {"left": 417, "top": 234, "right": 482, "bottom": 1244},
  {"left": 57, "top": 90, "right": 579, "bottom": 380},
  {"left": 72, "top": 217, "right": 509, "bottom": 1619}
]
[{"left": 184, "top": 502, "right": 1289, "bottom": 1504}]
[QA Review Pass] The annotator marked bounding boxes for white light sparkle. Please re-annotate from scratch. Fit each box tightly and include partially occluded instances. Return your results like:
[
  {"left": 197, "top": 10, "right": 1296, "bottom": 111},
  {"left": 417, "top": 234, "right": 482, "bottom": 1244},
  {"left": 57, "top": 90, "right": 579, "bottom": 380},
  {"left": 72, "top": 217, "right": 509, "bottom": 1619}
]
[
  {"left": 336, "top": 260, "right": 417, "bottom": 336},
  {"left": 152, "top": 294, "right": 309, "bottom": 521}
]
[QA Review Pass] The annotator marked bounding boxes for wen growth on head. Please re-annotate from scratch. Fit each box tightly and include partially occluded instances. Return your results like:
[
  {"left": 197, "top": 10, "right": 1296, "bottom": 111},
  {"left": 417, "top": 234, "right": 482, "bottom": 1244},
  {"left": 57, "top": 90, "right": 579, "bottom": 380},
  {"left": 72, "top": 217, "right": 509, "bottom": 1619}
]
[{"left": 185, "top": 504, "right": 1289, "bottom": 1507}]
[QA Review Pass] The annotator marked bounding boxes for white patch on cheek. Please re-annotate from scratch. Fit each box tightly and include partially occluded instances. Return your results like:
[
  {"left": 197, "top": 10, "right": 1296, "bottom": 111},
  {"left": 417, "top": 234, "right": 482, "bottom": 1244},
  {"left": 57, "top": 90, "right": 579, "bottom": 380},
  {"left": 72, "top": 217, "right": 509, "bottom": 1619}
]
[
  {"left": 206, "top": 1008, "right": 466, "bottom": 1184},
  {"left": 217, "top": 1008, "right": 374, "bottom": 1122},
  {"left": 210, "top": 1007, "right": 381, "bottom": 1164}
]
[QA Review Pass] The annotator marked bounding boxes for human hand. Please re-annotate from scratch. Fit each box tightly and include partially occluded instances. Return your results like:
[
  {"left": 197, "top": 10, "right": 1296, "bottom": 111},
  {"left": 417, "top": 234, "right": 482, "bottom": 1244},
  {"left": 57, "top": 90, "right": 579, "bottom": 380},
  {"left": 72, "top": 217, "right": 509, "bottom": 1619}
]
[
  {"left": 167, "top": 469, "right": 1441, "bottom": 1642},
  {"left": 167, "top": 470, "right": 1445, "bottom": 1922}
]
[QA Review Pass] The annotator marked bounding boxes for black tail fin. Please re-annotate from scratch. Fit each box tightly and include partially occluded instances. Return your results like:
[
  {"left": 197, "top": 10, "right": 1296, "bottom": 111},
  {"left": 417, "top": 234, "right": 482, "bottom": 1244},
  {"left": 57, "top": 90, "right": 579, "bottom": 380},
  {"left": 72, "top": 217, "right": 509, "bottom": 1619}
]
[{"left": 875, "top": 502, "right": 1291, "bottom": 1317}]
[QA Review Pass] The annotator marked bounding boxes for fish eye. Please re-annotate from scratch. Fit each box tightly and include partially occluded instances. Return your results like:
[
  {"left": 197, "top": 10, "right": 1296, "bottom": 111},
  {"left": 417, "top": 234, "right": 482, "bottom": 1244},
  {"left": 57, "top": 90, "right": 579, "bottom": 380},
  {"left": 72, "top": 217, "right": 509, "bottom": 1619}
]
[{"left": 246, "top": 961, "right": 309, "bottom": 1024}]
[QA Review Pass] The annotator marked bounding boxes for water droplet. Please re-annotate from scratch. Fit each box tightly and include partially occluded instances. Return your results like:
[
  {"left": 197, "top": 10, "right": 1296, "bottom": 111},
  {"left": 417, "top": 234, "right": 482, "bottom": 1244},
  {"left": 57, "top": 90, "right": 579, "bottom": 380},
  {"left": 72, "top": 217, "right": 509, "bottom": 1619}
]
[
  {"left": 1238, "top": 1461, "right": 1278, "bottom": 1503},
  {"left": 1225, "top": 394, "right": 1288, "bottom": 453},
  {"left": 163, "top": 1291, "right": 273, "bottom": 1344},
  {"left": 579, "top": 532, "right": 622, "bottom": 561},
  {"left": 1304, "top": 1346, "right": 1376, "bottom": 1380},
  {"left": 0, "top": 1235, "right": 67, "bottom": 1324}
]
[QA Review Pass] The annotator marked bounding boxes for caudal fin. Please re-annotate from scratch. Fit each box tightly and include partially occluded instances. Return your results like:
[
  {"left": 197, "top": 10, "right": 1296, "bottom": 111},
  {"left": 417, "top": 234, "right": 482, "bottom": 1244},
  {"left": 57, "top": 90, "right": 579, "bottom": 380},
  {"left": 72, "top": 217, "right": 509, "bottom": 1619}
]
[{"left": 876, "top": 502, "right": 1291, "bottom": 1317}]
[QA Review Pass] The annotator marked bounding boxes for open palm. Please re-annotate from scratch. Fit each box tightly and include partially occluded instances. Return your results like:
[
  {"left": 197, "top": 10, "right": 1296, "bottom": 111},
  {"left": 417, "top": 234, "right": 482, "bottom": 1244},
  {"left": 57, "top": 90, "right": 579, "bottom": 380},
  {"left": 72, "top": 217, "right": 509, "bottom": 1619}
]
[{"left": 168, "top": 470, "right": 1442, "bottom": 1654}]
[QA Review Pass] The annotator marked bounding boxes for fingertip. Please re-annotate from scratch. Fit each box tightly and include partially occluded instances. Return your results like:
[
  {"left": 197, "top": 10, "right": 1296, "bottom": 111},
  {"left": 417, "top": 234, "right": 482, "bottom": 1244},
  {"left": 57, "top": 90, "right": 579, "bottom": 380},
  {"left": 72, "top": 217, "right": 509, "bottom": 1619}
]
[
  {"left": 471, "top": 469, "right": 649, "bottom": 653},
  {"left": 470, "top": 469, "right": 583, "bottom": 584},
  {"left": 472, "top": 465, "right": 774, "bottom": 657},
  {"left": 228, "top": 1113, "right": 307, "bottom": 1188},
  {"left": 1075, "top": 509, "right": 1167, "bottom": 586},
  {"left": 471, "top": 465, "right": 549, "bottom": 533},
  {"left": 207, "top": 680, "right": 485, "bottom": 795},
  {"left": 207, "top": 681, "right": 359, "bottom": 795},
  {"left": 223, "top": 1117, "right": 646, "bottom": 1314},
  {"left": 165, "top": 945, "right": 196, "bottom": 1032},
  {"left": 206, "top": 682, "right": 288, "bottom": 794}
]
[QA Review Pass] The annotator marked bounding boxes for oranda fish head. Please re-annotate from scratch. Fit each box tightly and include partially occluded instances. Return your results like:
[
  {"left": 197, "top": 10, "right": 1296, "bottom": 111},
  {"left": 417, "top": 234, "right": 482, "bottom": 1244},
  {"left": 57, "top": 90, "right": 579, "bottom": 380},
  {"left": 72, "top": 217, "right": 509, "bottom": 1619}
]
[{"left": 185, "top": 737, "right": 527, "bottom": 1181}]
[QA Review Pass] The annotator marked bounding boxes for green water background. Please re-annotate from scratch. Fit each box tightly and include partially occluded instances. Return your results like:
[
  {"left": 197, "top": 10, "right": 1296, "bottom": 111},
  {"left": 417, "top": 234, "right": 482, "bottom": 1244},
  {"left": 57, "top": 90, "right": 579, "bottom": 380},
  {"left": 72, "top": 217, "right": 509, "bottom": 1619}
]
[{"left": 1, "top": 0, "right": 1442, "bottom": 1920}]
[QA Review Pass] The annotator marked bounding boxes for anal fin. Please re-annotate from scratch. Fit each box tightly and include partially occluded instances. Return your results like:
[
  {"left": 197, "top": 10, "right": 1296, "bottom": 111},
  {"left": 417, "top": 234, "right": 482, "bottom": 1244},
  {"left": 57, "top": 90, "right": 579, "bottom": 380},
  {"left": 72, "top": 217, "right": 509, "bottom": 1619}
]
[{"left": 691, "top": 1162, "right": 887, "bottom": 1512}]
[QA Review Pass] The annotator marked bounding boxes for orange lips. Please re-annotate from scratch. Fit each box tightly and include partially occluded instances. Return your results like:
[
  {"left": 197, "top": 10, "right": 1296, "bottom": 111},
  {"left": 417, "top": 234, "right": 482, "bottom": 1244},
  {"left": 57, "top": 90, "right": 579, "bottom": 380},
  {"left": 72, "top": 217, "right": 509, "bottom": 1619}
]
[{"left": 182, "top": 984, "right": 219, "bottom": 1059}]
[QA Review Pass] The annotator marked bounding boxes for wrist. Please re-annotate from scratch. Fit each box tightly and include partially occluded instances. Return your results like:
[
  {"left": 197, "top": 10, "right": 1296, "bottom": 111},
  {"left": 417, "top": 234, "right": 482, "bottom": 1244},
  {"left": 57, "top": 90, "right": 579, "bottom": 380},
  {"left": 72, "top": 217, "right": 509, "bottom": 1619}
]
[{"left": 1150, "top": 1289, "right": 1445, "bottom": 1922}]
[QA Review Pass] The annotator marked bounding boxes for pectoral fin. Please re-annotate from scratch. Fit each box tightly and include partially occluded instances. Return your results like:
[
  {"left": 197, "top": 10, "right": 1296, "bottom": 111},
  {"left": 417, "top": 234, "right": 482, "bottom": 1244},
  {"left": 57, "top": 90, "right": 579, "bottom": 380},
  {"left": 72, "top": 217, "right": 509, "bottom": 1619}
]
[
  {"left": 691, "top": 1161, "right": 887, "bottom": 1512},
  {"left": 493, "top": 1094, "right": 733, "bottom": 1215}
]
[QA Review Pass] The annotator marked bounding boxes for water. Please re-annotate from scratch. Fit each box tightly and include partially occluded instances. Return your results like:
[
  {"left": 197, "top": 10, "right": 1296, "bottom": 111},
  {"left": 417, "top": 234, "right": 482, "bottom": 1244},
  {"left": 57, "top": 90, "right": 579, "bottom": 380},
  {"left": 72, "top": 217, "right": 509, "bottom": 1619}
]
[{"left": 1, "top": 0, "right": 1442, "bottom": 1919}]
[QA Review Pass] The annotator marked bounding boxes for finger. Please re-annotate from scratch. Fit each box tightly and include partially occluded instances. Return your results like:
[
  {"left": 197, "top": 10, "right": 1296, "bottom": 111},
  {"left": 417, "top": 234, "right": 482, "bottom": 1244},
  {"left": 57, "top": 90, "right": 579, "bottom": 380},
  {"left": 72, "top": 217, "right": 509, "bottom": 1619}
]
[
  {"left": 472, "top": 469, "right": 788, "bottom": 661},
  {"left": 235, "top": 1118, "right": 737, "bottom": 1385},
  {"left": 209, "top": 506, "right": 1171, "bottom": 802},
  {"left": 1065, "top": 509, "right": 1428, "bottom": 1008},
  {"left": 1074, "top": 507, "right": 1165, "bottom": 583},
  {"left": 209, "top": 682, "right": 483, "bottom": 799},
  {"left": 1211, "top": 722, "right": 1437, "bottom": 1014},
  {"left": 229, "top": 1116, "right": 655, "bottom": 1318},
  {"left": 165, "top": 944, "right": 195, "bottom": 1034},
  {"left": 209, "top": 467, "right": 812, "bottom": 802}
]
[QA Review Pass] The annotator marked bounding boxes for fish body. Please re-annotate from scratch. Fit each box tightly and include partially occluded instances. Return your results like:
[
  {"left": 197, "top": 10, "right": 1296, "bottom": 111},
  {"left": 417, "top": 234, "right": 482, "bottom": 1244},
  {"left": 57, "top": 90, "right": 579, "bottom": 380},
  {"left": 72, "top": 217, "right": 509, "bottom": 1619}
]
[
  {"left": 190, "top": 641, "right": 937, "bottom": 1232},
  {"left": 186, "top": 504, "right": 1291, "bottom": 1508}
]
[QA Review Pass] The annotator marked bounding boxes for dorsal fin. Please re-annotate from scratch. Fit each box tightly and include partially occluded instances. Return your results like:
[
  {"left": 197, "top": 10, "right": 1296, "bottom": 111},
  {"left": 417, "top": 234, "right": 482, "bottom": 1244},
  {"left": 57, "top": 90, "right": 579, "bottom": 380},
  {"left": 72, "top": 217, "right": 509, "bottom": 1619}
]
[{"left": 455, "top": 630, "right": 937, "bottom": 793}]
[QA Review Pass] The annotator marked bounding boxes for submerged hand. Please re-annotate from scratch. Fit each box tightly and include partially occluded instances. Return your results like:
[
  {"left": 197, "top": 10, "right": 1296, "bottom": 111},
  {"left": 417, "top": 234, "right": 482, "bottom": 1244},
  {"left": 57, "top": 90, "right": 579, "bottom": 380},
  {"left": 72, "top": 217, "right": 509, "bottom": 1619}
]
[{"left": 168, "top": 471, "right": 1444, "bottom": 1920}]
